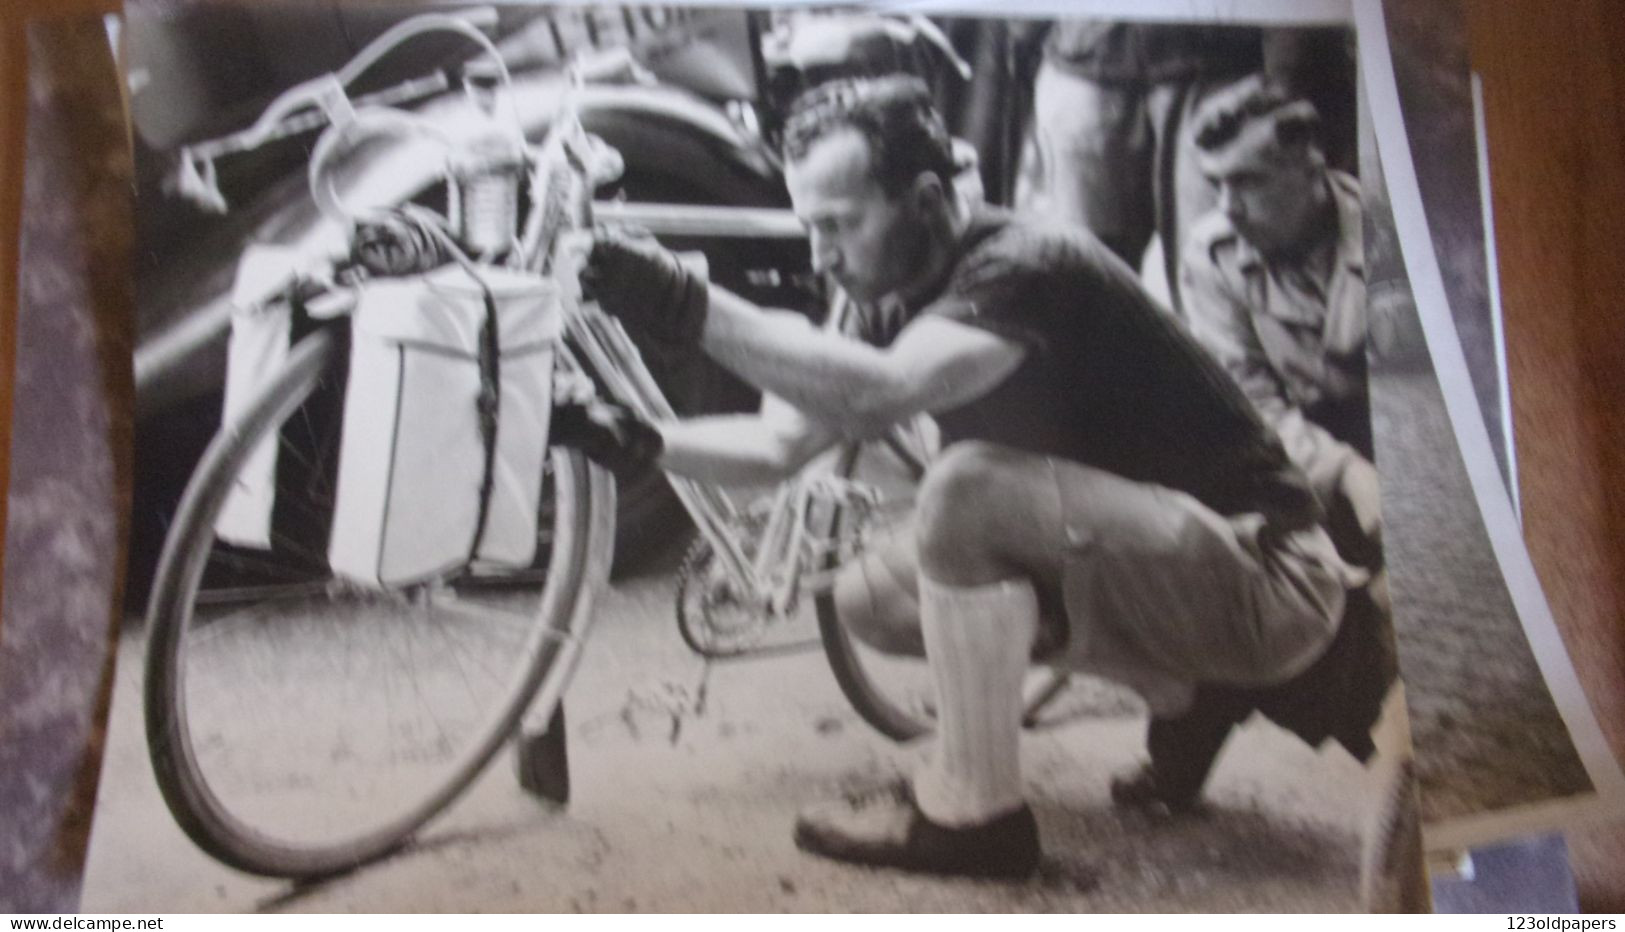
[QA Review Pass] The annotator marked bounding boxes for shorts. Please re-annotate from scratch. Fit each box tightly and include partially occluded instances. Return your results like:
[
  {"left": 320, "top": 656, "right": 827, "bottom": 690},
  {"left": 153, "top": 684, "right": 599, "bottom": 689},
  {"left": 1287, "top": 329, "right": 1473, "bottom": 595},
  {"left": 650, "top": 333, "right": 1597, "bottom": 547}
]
[
  {"left": 834, "top": 455, "right": 1352, "bottom": 717},
  {"left": 1043, "top": 458, "right": 1349, "bottom": 710}
]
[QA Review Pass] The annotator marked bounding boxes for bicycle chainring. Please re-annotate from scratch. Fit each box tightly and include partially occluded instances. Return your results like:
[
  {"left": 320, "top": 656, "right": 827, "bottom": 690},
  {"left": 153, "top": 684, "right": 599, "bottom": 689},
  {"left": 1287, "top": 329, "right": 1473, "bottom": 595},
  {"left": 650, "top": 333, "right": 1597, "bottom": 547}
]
[{"left": 674, "top": 528, "right": 771, "bottom": 659}]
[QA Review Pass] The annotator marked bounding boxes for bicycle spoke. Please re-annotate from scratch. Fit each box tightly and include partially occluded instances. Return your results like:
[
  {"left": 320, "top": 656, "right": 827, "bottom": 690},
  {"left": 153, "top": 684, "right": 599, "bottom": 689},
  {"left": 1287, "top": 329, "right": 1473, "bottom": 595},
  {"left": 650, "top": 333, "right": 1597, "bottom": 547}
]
[
  {"left": 427, "top": 612, "right": 506, "bottom": 708},
  {"left": 195, "top": 581, "right": 332, "bottom": 606},
  {"left": 426, "top": 599, "right": 532, "bottom": 684},
  {"left": 200, "top": 547, "right": 326, "bottom": 599},
  {"left": 190, "top": 600, "right": 286, "bottom": 644},
  {"left": 401, "top": 601, "right": 456, "bottom": 756},
  {"left": 429, "top": 595, "right": 540, "bottom": 632},
  {"left": 1021, "top": 670, "right": 1073, "bottom": 726},
  {"left": 204, "top": 546, "right": 311, "bottom": 578},
  {"left": 267, "top": 529, "right": 332, "bottom": 568},
  {"left": 274, "top": 432, "right": 321, "bottom": 475}
]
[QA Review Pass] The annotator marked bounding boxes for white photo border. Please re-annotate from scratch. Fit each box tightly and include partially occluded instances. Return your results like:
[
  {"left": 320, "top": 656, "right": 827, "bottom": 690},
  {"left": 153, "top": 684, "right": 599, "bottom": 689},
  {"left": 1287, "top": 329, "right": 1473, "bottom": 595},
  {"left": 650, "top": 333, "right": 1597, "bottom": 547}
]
[
  {"left": 110, "top": 0, "right": 1625, "bottom": 854},
  {"left": 1353, "top": 0, "right": 1625, "bottom": 850}
]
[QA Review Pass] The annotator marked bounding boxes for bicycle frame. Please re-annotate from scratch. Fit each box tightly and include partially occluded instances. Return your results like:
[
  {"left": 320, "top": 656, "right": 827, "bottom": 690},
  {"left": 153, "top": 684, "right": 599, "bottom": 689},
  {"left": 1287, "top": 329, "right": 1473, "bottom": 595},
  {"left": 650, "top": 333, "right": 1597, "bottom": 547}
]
[
  {"left": 169, "top": 6, "right": 858, "bottom": 624},
  {"left": 134, "top": 11, "right": 1098, "bottom": 880},
  {"left": 561, "top": 275, "right": 884, "bottom": 623}
]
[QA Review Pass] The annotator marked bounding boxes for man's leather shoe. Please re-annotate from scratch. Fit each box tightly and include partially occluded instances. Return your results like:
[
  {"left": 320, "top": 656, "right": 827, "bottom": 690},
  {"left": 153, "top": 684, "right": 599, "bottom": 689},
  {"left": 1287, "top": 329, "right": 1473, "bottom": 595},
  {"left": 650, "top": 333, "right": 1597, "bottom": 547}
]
[
  {"left": 1108, "top": 762, "right": 1203, "bottom": 816},
  {"left": 793, "top": 783, "right": 1040, "bottom": 879}
]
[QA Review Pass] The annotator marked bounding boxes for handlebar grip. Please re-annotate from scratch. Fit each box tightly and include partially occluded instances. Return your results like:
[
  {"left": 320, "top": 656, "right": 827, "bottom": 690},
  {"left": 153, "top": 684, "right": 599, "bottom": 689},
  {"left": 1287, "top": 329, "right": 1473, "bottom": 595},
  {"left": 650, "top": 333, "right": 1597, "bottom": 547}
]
[
  {"left": 570, "top": 47, "right": 652, "bottom": 86},
  {"left": 181, "top": 8, "right": 515, "bottom": 209},
  {"left": 307, "top": 108, "right": 457, "bottom": 230}
]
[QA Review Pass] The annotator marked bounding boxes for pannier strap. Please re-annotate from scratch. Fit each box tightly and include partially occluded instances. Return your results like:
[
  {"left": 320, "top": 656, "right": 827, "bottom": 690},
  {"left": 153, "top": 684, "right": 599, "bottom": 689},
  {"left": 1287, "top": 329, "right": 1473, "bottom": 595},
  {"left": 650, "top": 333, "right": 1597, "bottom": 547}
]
[{"left": 466, "top": 270, "right": 502, "bottom": 566}]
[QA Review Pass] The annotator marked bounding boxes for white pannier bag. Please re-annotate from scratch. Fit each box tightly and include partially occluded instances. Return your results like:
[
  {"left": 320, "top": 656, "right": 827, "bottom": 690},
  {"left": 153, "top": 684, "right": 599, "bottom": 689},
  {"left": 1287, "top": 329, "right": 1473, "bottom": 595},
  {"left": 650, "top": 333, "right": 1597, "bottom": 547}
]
[
  {"left": 215, "top": 246, "right": 303, "bottom": 549},
  {"left": 328, "top": 265, "right": 560, "bottom": 588}
]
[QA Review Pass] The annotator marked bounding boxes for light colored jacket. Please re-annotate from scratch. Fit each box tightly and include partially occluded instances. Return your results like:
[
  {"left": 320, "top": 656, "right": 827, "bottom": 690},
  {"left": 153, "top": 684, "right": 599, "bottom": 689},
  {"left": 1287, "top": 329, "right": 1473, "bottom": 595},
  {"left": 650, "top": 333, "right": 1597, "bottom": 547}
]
[{"left": 1181, "top": 169, "right": 1367, "bottom": 499}]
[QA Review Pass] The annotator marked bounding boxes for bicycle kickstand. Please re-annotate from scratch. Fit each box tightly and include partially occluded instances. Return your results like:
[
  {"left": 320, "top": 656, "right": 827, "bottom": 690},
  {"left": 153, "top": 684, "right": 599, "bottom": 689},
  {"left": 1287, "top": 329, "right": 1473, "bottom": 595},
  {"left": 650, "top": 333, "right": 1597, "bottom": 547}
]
[{"left": 515, "top": 703, "right": 571, "bottom": 806}]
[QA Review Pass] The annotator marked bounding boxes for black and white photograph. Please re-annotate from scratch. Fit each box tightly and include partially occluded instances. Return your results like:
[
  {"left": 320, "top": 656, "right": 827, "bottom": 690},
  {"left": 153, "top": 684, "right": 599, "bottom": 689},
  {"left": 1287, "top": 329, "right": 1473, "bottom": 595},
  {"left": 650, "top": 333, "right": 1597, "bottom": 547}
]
[{"left": 0, "top": 0, "right": 1619, "bottom": 915}]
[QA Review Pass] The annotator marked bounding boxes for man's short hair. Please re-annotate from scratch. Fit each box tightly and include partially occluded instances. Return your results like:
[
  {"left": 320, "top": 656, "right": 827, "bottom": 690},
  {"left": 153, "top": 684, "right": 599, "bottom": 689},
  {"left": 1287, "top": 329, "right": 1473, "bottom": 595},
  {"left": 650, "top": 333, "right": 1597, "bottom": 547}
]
[
  {"left": 1193, "top": 75, "right": 1325, "bottom": 176},
  {"left": 782, "top": 76, "right": 958, "bottom": 199}
]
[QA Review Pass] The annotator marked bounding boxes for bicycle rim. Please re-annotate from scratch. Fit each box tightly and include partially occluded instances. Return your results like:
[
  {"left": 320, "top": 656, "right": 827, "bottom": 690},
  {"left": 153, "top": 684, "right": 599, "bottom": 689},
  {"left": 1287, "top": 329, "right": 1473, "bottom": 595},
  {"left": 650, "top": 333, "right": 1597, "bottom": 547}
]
[
  {"left": 143, "top": 328, "right": 603, "bottom": 878},
  {"left": 813, "top": 443, "right": 936, "bottom": 742}
]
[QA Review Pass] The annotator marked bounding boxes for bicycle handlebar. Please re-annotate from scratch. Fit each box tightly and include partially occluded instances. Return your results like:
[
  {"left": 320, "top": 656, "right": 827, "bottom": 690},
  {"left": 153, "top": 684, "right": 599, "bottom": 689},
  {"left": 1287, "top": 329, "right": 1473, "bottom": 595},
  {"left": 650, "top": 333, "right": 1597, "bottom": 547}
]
[
  {"left": 233, "top": 7, "right": 507, "bottom": 155},
  {"left": 174, "top": 8, "right": 513, "bottom": 214},
  {"left": 305, "top": 108, "right": 461, "bottom": 230}
]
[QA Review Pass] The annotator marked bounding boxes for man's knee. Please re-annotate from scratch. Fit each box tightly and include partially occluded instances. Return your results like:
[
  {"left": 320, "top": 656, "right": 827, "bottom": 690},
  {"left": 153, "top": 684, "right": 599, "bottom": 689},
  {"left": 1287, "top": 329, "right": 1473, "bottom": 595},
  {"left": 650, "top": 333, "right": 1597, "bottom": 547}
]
[
  {"left": 916, "top": 442, "right": 1062, "bottom": 584},
  {"left": 915, "top": 442, "right": 1016, "bottom": 571}
]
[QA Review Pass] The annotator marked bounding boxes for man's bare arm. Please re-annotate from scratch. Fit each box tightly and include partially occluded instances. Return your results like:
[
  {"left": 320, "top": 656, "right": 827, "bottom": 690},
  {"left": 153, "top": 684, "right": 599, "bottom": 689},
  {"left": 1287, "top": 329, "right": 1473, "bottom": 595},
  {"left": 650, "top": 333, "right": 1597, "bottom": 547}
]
[
  {"left": 699, "top": 285, "right": 1026, "bottom": 436},
  {"left": 657, "top": 395, "right": 842, "bottom": 486}
]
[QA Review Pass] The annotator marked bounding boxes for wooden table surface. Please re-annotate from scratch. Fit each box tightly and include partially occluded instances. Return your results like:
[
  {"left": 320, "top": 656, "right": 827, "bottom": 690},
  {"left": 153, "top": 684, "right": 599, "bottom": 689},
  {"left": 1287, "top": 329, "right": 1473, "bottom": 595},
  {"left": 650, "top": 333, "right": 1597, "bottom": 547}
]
[
  {"left": 2, "top": 0, "right": 1623, "bottom": 911},
  {"left": 1461, "top": 0, "right": 1625, "bottom": 911}
]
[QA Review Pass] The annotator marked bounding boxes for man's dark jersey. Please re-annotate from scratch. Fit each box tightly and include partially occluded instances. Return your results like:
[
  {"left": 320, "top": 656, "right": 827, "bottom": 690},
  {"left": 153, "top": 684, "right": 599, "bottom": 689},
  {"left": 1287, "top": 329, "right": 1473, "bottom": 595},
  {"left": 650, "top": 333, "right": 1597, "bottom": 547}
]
[{"left": 849, "top": 208, "right": 1318, "bottom": 527}]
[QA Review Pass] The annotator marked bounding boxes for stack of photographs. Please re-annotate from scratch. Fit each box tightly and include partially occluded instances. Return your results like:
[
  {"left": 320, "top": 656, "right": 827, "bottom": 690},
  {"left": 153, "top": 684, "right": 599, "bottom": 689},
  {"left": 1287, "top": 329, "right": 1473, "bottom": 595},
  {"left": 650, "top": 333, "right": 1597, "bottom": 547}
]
[{"left": 2, "top": 0, "right": 1620, "bottom": 914}]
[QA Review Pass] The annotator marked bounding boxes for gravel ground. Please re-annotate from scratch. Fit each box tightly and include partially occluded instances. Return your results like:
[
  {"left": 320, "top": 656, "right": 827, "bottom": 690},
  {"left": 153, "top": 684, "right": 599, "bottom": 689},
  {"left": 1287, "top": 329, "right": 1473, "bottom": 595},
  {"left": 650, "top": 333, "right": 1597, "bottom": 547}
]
[{"left": 81, "top": 569, "right": 1376, "bottom": 912}]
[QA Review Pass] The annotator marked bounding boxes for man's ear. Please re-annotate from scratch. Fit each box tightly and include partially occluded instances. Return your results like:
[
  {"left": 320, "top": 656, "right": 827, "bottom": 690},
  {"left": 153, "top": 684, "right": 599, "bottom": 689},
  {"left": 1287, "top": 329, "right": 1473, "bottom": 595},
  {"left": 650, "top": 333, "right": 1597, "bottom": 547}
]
[{"left": 909, "top": 171, "right": 947, "bottom": 216}]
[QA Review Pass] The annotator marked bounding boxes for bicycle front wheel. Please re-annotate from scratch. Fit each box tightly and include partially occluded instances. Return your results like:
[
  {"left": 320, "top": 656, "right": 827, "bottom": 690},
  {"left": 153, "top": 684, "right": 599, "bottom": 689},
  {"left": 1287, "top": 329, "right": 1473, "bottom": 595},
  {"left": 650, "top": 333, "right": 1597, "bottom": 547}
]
[
  {"left": 143, "top": 328, "right": 610, "bottom": 878},
  {"left": 813, "top": 441, "right": 936, "bottom": 742}
]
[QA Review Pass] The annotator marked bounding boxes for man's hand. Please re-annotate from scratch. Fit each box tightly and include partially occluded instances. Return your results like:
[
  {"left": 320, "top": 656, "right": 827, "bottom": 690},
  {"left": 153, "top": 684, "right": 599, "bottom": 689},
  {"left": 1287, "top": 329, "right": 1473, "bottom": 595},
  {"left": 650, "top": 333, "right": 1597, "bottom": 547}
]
[
  {"left": 584, "top": 227, "right": 709, "bottom": 346},
  {"left": 550, "top": 397, "right": 665, "bottom": 481},
  {"left": 1340, "top": 455, "right": 1382, "bottom": 542},
  {"left": 1331, "top": 454, "right": 1384, "bottom": 569}
]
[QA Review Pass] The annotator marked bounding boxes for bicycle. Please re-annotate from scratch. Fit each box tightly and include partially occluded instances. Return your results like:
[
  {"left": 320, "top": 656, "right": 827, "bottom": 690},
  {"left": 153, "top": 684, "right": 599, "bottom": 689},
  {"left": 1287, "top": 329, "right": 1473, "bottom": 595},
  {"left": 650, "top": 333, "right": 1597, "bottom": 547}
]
[{"left": 141, "top": 9, "right": 1081, "bottom": 880}]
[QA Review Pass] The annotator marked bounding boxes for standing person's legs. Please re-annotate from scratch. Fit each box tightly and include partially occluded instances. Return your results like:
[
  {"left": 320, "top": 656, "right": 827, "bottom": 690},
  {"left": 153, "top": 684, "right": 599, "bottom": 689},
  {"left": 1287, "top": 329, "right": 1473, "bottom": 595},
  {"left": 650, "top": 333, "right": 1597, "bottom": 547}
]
[
  {"left": 1146, "top": 77, "right": 1228, "bottom": 316},
  {"left": 1019, "top": 63, "right": 1155, "bottom": 266}
]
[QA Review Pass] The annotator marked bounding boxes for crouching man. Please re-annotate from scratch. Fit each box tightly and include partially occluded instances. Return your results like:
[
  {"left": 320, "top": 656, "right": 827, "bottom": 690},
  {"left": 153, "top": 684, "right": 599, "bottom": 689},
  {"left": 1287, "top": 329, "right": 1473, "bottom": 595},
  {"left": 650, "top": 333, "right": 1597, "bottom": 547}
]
[
  {"left": 1182, "top": 75, "right": 1380, "bottom": 568},
  {"left": 1101, "top": 77, "right": 1398, "bottom": 820},
  {"left": 585, "top": 76, "right": 1358, "bottom": 878}
]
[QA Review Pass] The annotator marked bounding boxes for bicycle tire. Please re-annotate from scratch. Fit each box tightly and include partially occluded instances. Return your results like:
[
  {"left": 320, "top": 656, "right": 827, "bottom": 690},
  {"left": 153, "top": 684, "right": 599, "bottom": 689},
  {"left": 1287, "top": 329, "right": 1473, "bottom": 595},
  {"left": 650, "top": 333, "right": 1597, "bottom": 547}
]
[
  {"left": 143, "top": 327, "right": 612, "bottom": 878},
  {"left": 812, "top": 442, "right": 934, "bottom": 742}
]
